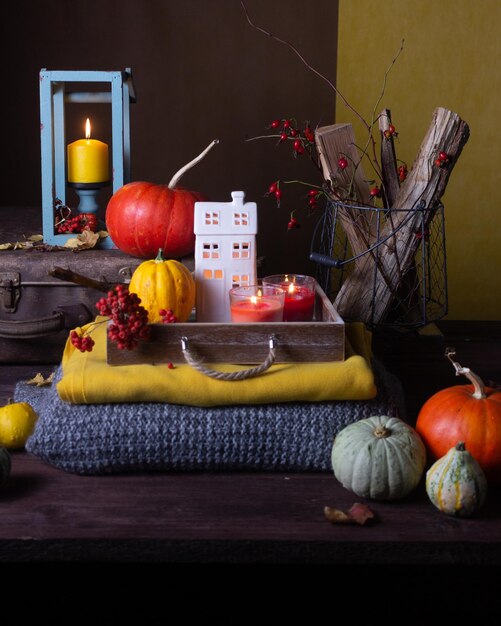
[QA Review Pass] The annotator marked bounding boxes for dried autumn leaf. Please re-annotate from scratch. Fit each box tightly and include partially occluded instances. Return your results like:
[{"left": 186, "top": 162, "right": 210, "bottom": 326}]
[
  {"left": 324, "top": 506, "right": 352, "bottom": 524},
  {"left": 64, "top": 237, "right": 81, "bottom": 249},
  {"left": 324, "top": 503, "right": 376, "bottom": 526},
  {"left": 64, "top": 230, "right": 100, "bottom": 250},
  {"left": 0, "top": 243, "right": 13, "bottom": 250},
  {"left": 26, "top": 372, "right": 55, "bottom": 387},
  {"left": 347, "top": 503, "right": 375, "bottom": 525},
  {"left": 97, "top": 230, "right": 109, "bottom": 239},
  {"left": 27, "top": 234, "right": 44, "bottom": 242}
]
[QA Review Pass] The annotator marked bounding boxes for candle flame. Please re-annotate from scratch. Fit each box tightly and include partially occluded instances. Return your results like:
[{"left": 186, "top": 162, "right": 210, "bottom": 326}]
[
  {"left": 85, "top": 118, "right": 91, "bottom": 140},
  {"left": 257, "top": 289, "right": 262, "bottom": 298},
  {"left": 288, "top": 282, "right": 295, "bottom": 294},
  {"left": 250, "top": 296, "right": 258, "bottom": 305}
]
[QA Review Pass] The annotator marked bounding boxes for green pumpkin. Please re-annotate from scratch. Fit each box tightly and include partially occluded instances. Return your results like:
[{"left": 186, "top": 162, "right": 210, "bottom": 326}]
[
  {"left": 0, "top": 446, "right": 11, "bottom": 485},
  {"left": 426, "top": 442, "right": 487, "bottom": 517},
  {"left": 331, "top": 415, "right": 426, "bottom": 501}
]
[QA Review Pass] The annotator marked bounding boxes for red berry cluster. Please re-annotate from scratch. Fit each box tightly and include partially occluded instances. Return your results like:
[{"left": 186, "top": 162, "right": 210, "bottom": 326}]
[
  {"left": 434, "top": 151, "right": 449, "bottom": 168},
  {"left": 370, "top": 186, "right": 382, "bottom": 199},
  {"left": 268, "top": 118, "right": 315, "bottom": 156},
  {"left": 307, "top": 189, "right": 321, "bottom": 210},
  {"left": 398, "top": 164, "right": 408, "bottom": 182},
  {"left": 288, "top": 215, "right": 299, "bottom": 230},
  {"left": 96, "top": 285, "right": 151, "bottom": 350},
  {"left": 56, "top": 212, "right": 98, "bottom": 234},
  {"left": 267, "top": 181, "right": 282, "bottom": 207},
  {"left": 383, "top": 123, "right": 398, "bottom": 140},
  {"left": 159, "top": 309, "right": 178, "bottom": 324},
  {"left": 70, "top": 331, "right": 95, "bottom": 352}
]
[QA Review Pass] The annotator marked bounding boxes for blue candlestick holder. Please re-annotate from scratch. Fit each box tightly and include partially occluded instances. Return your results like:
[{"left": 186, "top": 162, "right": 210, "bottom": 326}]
[{"left": 67, "top": 181, "right": 114, "bottom": 249}]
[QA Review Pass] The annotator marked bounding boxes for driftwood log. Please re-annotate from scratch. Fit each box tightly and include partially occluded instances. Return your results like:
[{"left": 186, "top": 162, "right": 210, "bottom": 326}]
[
  {"left": 378, "top": 109, "right": 400, "bottom": 208},
  {"left": 315, "top": 124, "right": 376, "bottom": 264},
  {"left": 317, "top": 107, "right": 469, "bottom": 325}
]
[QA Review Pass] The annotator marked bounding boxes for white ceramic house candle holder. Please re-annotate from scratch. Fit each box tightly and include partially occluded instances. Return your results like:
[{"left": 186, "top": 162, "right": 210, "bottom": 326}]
[{"left": 194, "top": 191, "right": 258, "bottom": 322}]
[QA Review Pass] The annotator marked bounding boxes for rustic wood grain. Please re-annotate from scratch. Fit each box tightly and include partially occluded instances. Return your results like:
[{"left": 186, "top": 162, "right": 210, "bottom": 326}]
[
  {"left": 378, "top": 109, "right": 400, "bottom": 207},
  {"left": 315, "top": 124, "right": 377, "bottom": 263},
  {"left": 107, "top": 286, "right": 345, "bottom": 365}
]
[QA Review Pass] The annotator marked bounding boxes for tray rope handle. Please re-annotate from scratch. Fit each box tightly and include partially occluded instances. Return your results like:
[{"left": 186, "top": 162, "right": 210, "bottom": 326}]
[{"left": 181, "top": 335, "right": 277, "bottom": 381}]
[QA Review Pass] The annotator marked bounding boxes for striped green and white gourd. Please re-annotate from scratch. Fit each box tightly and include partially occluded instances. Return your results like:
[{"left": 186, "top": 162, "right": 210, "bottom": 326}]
[
  {"left": 331, "top": 415, "right": 426, "bottom": 501},
  {"left": 0, "top": 446, "right": 11, "bottom": 485},
  {"left": 426, "top": 442, "right": 487, "bottom": 517}
]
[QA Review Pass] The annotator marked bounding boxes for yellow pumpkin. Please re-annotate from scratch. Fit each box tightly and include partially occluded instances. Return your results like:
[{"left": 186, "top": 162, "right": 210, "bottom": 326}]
[{"left": 128, "top": 248, "right": 195, "bottom": 323}]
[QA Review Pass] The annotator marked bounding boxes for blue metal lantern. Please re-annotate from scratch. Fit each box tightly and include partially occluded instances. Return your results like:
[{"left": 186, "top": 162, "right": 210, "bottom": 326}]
[{"left": 39, "top": 68, "right": 136, "bottom": 247}]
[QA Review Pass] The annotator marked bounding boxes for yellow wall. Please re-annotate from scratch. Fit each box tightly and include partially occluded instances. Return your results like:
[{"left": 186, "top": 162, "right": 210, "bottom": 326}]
[{"left": 337, "top": 0, "right": 501, "bottom": 320}]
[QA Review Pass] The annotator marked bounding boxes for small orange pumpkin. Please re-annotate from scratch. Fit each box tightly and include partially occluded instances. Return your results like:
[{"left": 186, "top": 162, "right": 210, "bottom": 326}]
[
  {"left": 416, "top": 349, "right": 501, "bottom": 483},
  {"left": 128, "top": 249, "right": 195, "bottom": 323}
]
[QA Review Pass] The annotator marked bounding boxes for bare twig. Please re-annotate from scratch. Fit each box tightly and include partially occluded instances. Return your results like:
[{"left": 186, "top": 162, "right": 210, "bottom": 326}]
[{"left": 240, "top": 0, "right": 370, "bottom": 130}]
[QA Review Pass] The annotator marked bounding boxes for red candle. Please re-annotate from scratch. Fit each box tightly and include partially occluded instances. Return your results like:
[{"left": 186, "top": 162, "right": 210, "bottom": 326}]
[
  {"left": 230, "top": 296, "right": 284, "bottom": 323},
  {"left": 282, "top": 282, "right": 315, "bottom": 322}
]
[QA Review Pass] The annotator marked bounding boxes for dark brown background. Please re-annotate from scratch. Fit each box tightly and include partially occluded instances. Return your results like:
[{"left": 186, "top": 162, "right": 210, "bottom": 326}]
[{"left": 0, "top": 0, "right": 338, "bottom": 275}]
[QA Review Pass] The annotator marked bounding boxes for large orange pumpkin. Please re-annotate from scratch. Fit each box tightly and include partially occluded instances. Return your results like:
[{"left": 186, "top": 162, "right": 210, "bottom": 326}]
[
  {"left": 106, "top": 182, "right": 204, "bottom": 259},
  {"left": 105, "top": 139, "right": 218, "bottom": 259},
  {"left": 416, "top": 349, "right": 501, "bottom": 483}
]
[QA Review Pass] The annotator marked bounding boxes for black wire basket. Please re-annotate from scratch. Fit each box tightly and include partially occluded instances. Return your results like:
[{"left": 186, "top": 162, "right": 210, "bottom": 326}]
[{"left": 310, "top": 199, "right": 448, "bottom": 329}]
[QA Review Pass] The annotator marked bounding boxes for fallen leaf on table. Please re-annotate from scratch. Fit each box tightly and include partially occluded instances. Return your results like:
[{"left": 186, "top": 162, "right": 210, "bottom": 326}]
[
  {"left": 0, "top": 243, "right": 13, "bottom": 250},
  {"left": 97, "top": 230, "right": 109, "bottom": 238},
  {"left": 347, "top": 502, "right": 375, "bottom": 525},
  {"left": 26, "top": 372, "right": 55, "bottom": 387},
  {"left": 324, "top": 503, "right": 375, "bottom": 526},
  {"left": 27, "top": 234, "right": 44, "bottom": 242},
  {"left": 324, "top": 507, "right": 352, "bottom": 524}
]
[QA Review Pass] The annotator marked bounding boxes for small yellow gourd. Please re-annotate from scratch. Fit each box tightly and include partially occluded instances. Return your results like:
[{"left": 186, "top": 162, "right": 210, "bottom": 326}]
[
  {"left": 426, "top": 442, "right": 487, "bottom": 517},
  {"left": 129, "top": 248, "right": 195, "bottom": 323},
  {"left": 0, "top": 401, "right": 39, "bottom": 450}
]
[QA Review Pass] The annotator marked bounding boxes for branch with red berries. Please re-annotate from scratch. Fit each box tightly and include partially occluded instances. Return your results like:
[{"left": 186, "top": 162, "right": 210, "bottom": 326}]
[{"left": 70, "top": 285, "right": 178, "bottom": 354}]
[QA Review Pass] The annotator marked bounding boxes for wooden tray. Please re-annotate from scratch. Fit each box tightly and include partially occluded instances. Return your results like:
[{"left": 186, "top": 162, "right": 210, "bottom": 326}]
[{"left": 107, "top": 284, "right": 345, "bottom": 365}]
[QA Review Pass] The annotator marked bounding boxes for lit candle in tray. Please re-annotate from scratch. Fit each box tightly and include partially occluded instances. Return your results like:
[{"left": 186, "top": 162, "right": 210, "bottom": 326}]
[
  {"left": 229, "top": 285, "right": 285, "bottom": 323},
  {"left": 262, "top": 274, "right": 316, "bottom": 322}
]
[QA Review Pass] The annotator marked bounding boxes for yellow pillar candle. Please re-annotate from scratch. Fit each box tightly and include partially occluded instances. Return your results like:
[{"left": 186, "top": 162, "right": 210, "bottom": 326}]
[{"left": 67, "top": 118, "right": 109, "bottom": 183}]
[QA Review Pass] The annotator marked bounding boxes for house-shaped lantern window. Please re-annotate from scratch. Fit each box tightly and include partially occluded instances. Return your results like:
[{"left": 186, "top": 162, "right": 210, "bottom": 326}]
[{"left": 194, "top": 191, "right": 258, "bottom": 322}]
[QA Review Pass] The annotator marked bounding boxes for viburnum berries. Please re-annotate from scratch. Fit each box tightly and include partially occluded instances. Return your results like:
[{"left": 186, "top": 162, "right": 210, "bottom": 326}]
[
  {"left": 55, "top": 200, "right": 98, "bottom": 234},
  {"left": 303, "top": 125, "right": 315, "bottom": 143},
  {"left": 95, "top": 284, "right": 151, "bottom": 351},
  {"left": 370, "top": 186, "right": 382, "bottom": 198},
  {"left": 398, "top": 164, "right": 408, "bottom": 182},
  {"left": 266, "top": 117, "right": 315, "bottom": 156},
  {"left": 435, "top": 150, "right": 449, "bottom": 168},
  {"left": 70, "top": 331, "right": 95, "bottom": 352},
  {"left": 288, "top": 216, "right": 299, "bottom": 230},
  {"left": 383, "top": 123, "right": 398, "bottom": 140},
  {"left": 293, "top": 139, "right": 305, "bottom": 155},
  {"left": 159, "top": 308, "right": 178, "bottom": 324},
  {"left": 337, "top": 156, "right": 348, "bottom": 170}
]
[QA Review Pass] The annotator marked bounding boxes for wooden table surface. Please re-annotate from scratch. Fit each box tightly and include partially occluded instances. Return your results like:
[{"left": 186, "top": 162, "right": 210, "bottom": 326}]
[{"left": 1, "top": 321, "right": 500, "bottom": 566}]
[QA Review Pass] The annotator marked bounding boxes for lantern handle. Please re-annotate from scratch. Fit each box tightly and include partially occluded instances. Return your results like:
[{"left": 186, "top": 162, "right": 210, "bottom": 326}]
[{"left": 445, "top": 347, "right": 486, "bottom": 399}]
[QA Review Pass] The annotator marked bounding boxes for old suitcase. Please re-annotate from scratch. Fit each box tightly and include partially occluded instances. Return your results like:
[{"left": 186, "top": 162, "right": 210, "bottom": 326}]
[{"left": 0, "top": 207, "right": 143, "bottom": 363}]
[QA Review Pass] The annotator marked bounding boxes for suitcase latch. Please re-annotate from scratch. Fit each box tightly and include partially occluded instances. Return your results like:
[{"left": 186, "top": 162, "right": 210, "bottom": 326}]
[{"left": 0, "top": 272, "right": 21, "bottom": 313}]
